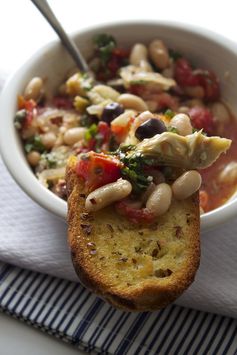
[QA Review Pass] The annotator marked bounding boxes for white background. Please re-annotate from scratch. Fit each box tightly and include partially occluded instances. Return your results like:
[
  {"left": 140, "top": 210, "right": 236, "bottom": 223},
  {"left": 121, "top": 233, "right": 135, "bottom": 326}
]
[{"left": 0, "top": 1, "right": 236, "bottom": 354}]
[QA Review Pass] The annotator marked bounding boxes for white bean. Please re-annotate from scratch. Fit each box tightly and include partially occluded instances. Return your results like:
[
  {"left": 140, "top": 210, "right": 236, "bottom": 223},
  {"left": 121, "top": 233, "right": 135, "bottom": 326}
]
[
  {"left": 218, "top": 162, "right": 237, "bottom": 184},
  {"left": 139, "top": 59, "right": 153, "bottom": 72},
  {"left": 172, "top": 171, "right": 202, "bottom": 200},
  {"left": 146, "top": 183, "right": 172, "bottom": 217},
  {"left": 41, "top": 132, "right": 57, "bottom": 149},
  {"left": 170, "top": 113, "right": 193, "bottom": 136},
  {"left": 24, "top": 77, "right": 43, "bottom": 101},
  {"left": 148, "top": 40, "right": 170, "bottom": 69},
  {"left": 63, "top": 127, "right": 86, "bottom": 145},
  {"left": 178, "top": 106, "right": 189, "bottom": 114},
  {"left": 184, "top": 85, "right": 205, "bottom": 99},
  {"left": 162, "top": 65, "right": 174, "bottom": 79},
  {"left": 129, "top": 43, "right": 148, "bottom": 66},
  {"left": 117, "top": 94, "right": 148, "bottom": 112},
  {"left": 27, "top": 151, "right": 41, "bottom": 167},
  {"left": 211, "top": 102, "right": 230, "bottom": 124},
  {"left": 85, "top": 178, "right": 132, "bottom": 212}
]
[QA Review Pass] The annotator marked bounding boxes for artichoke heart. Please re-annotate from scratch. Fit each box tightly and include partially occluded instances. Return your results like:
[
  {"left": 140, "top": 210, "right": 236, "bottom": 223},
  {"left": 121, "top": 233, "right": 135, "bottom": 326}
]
[
  {"left": 131, "top": 131, "right": 231, "bottom": 169},
  {"left": 120, "top": 65, "right": 176, "bottom": 91}
]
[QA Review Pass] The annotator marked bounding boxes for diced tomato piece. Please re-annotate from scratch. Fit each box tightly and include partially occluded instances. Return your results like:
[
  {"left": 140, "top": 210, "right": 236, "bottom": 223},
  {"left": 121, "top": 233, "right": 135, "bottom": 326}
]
[
  {"left": 76, "top": 152, "right": 122, "bottom": 191},
  {"left": 52, "top": 96, "right": 73, "bottom": 109},
  {"left": 188, "top": 107, "right": 215, "bottom": 135},
  {"left": 17, "top": 95, "right": 36, "bottom": 128},
  {"left": 115, "top": 199, "right": 155, "bottom": 224},
  {"left": 98, "top": 121, "right": 111, "bottom": 144},
  {"left": 199, "top": 190, "right": 209, "bottom": 210},
  {"left": 196, "top": 70, "right": 220, "bottom": 102},
  {"left": 174, "top": 58, "right": 200, "bottom": 87}
]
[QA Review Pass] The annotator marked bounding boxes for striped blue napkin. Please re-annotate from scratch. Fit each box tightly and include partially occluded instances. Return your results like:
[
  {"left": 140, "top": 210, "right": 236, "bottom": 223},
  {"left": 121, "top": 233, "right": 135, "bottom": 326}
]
[{"left": 1, "top": 262, "right": 237, "bottom": 354}]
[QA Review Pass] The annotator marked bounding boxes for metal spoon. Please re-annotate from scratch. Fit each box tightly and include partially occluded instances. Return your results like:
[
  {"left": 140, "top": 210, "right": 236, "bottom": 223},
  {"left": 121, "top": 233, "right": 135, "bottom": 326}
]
[{"left": 31, "top": 0, "right": 89, "bottom": 72}]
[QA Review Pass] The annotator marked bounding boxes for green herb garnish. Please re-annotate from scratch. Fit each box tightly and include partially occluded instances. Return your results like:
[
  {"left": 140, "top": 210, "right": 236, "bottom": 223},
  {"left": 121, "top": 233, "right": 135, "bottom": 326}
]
[
  {"left": 169, "top": 49, "right": 182, "bottom": 61},
  {"left": 85, "top": 123, "right": 98, "bottom": 141},
  {"left": 93, "top": 33, "right": 116, "bottom": 64},
  {"left": 24, "top": 135, "right": 45, "bottom": 153},
  {"left": 167, "top": 126, "right": 178, "bottom": 134},
  {"left": 14, "top": 109, "right": 27, "bottom": 129},
  {"left": 164, "top": 109, "right": 175, "bottom": 119}
]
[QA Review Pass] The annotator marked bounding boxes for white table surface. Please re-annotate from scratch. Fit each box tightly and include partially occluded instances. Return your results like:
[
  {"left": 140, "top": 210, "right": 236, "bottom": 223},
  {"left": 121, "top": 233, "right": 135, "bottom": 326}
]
[{"left": 1, "top": 0, "right": 237, "bottom": 353}]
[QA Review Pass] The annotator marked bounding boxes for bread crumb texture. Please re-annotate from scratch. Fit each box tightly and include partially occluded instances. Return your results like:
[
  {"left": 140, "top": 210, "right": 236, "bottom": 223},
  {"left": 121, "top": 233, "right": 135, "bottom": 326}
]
[{"left": 67, "top": 156, "right": 200, "bottom": 311}]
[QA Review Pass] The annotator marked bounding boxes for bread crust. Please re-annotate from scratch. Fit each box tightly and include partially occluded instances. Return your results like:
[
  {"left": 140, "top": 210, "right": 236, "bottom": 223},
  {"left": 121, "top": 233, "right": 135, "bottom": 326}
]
[{"left": 66, "top": 156, "right": 200, "bottom": 312}]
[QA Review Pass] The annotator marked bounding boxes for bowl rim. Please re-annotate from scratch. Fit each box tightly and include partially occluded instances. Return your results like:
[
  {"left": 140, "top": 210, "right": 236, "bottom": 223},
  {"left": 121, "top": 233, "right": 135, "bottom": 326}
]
[{"left": 1, "top": 19, "right": 237, "bottom": 230}]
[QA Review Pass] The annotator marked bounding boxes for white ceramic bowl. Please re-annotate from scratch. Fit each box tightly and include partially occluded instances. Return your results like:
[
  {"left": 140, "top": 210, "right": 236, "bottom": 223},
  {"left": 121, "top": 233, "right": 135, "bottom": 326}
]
[{"left": 1, "top": 21, "right": 237, "bottom": 230}]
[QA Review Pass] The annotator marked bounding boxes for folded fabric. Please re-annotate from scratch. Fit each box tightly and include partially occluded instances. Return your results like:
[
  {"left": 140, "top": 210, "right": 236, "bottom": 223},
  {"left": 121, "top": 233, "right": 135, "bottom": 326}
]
[
  {"left": 1, "top": 262, "right": 237, "bottom": 355},
  {"left": 1, "top": 158, "right": 237, "bottom": 319}
]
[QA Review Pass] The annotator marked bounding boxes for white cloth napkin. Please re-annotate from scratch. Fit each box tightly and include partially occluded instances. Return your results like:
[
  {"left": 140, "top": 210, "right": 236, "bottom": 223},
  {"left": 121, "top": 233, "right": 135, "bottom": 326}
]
[{"left": 0, "top": 158, "right": 237, "bottom": 319}]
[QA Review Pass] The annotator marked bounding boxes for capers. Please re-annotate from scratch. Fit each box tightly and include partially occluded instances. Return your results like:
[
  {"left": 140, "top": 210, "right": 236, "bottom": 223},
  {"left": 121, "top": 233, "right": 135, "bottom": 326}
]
[
  {"left": 101, "top": 102, "right": 124, "bottom": 124},
  {"left": 135, "top": 118, "right": 167, "bottom": 140}
]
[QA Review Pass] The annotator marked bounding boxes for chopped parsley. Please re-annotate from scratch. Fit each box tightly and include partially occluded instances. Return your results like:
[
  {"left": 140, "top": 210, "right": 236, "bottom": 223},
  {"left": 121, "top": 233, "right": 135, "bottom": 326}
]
[
  {"left": 164, "top": 109, "right": 175, "bottom": 119},
  {"left": 167, "top": 126, "right": 178, "bottom": 134},
  {"left": 93, "top": 33, "right": 116, "bottom": 64},
  {"left": 169, "top": 49, "right": 182, "bottom": 61},
  {"left": 116, "top": 146, "right": 155, "bottom": 194},
  {"left": 24, "top": 135, "right": 45, "bottom": 153},
  {"left": 85, "top": 124, "right": 98, "bottom": 141},
  {"left": 40, "top": 152, "right": 57, "bottom": 168},
  {"left": 14, "top": 109, "right": 27, "bottom": 129}
]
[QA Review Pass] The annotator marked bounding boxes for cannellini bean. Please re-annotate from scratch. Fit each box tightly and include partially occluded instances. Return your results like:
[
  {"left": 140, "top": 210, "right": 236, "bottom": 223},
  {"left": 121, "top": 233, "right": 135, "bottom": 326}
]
[
  {"left": 178, "top": 106, "right": 189, "bottom": 114},
  {"left": 170, "top": 113, "right": 193, "bottom": 136},
  {"left": 172, "top": 170, "right": 202, "bottom": 200},
  {"left": 218, "top": 162, "right": 237, "bottom": 184},
  {"left": 85, "top": 178, "right": 132, "bottom": 212},
  {"left": 184, "top": 85, "right": 205, "bottom": 99},
  {"left": 129, "top": 43, "right": 148, "bottom": 66},
  {"left": 148, "top": 40, "right": 170, "bottom": 69},
  {"left": 24, "top": 77, "right": 43, "bottom": 101},
  {"left": 186, "top": 99, "right": 204, "bottom": 108},
  {"left": 63, "top": 127, "right": 86, "bottom": 145},
  {"left": 27, "top": 151, "right": 41, "bottom": 167},
  {"left": 210, "top": 102, "right": 230, "bottom": 124},
  {"left": 41, "top": 132, "right": 57, "bottom": 149},
  {"left": 146, "top": 183, "right": 172, "bottom": 216},
  {"left": 133, "top": 110, "right": 154, "bottom": 129},
  {"left": 139, "top": 59, "right": 153, "bottom": 72},
  {"left": 117, "top": 94, "right": 148, "bottom": 112}
]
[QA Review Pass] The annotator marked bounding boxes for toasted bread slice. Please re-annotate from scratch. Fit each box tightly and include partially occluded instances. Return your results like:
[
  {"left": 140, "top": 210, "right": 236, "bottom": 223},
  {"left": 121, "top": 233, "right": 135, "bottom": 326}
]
[{"left": 66, "top": 156, "right": 200, "bottom": 311}]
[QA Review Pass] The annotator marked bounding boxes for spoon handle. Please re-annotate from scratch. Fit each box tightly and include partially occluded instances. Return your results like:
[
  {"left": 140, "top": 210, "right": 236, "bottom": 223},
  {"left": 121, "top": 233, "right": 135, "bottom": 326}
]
[{"left": 31, "top": 0, "right": 89, "bottom": 72}]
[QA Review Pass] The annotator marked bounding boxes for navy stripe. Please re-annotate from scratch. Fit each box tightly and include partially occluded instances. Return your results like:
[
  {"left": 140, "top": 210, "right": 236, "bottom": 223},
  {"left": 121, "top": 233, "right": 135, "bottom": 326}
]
[
  {"left": 48, "top": 282, "right": 79, "bottom": 328},
  {"left": 4, "top": 270, "right": 32, "bottom": 309},
  {"left": 25, "top": 276, "right": 54, "bottom": 318},
  {"left": 164, "top": 308, "right": 193, "bottom": 355},
  {"left": 18, "top": 273, "right": 48, "bottom": 317},
  {"left": 63, "top": 291, "right": 93, "bottom": 334},
  {"left": 202, "top": 316, "right": 224, "bottom": 355},
  {"left": 88, "top": 307, "right": 116, "bottom": 351},
  {"left": 10, "top": 272, "right": 38, "bottom": 313},
  {"left": 192, "top": 314, "right": 217, "bottom": 355},
  {"left": 173, "top": 310, "right": 199, "bottom": 355},
  {"left": 0, "top": 269, "right": 25, "bottom": 303},
  {"left": 115, "top": 312, "right": 149, "bottom": 355},
  {"left": 32, "top": 278, "right": 63, "bottom": 324},
  {"left": 40, "top": 280, "right": 71, "bottom": 324},
  {"left": 144, "top": 304, "right": 176, "bottom": 353},
  {"left": 155, "top": 306, "right": 185, "bottom": 353},
  {"left": 135, "top": 308, "right": 166, "bottom": 354},
  {"left": 101, "top": 312, "right": 131, "bottom": 352},
  {"left": 54, "top": 286, "right": 86, "bottom": 331},
  {"left": 222, "top": 323, "right": 237, "bottom": 355},
  {"left": 0, "top": 264, "right": 13, "bottom": 282},
  {"left": 212, "top": 318, "right": 233, "bottom": 354},
  {"left": 183, "top": 312, "right": 208, "bottom": 354},
  {"left": 72, "top": 298, "right": 104, "bottom": 343}
]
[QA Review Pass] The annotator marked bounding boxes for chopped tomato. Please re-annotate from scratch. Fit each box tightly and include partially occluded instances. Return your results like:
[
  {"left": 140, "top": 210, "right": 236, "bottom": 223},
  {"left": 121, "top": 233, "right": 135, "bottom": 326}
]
[
  {"left": 199, "top": 190, "right": 209, "bottom": 210},
  {"left": 174, "top": 58, "right": 200, "bottom": 87},
  {"left": 115, "top": 199, "right": 155, "bottom": 224},
  {"left": 17, "top": 95, "right": 36, "bottom": 128},
  {"left": 196, "top": 70, "right": 220, "bottom": 102},
  {"left": 188, "top": 107, "right": 215, "bottom": 135},
  {"left": 111, "top": 116, "right": 133, "bottom": 142},
  {"left": 76, "top": 152, "right": 122, "bottom": 191}
]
